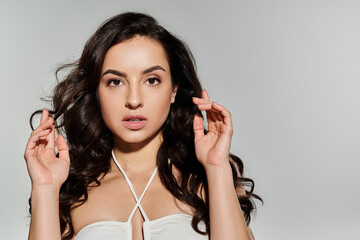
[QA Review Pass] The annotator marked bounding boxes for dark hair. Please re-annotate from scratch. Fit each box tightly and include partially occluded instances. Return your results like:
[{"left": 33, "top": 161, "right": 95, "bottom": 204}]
[{"left": 29, "top": 12, "right": 262, "bottom": 240}]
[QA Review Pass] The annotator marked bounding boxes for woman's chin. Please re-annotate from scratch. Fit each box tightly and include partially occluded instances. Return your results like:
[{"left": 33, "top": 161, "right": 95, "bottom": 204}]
[{"left": 113, "top": 129, "right": 163, "bottom": 149}]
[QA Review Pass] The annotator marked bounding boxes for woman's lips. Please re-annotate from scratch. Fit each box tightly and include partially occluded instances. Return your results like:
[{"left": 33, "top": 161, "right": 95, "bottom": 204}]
[{"left": 122, "top": 115, "right": 147, "bottom": 130}]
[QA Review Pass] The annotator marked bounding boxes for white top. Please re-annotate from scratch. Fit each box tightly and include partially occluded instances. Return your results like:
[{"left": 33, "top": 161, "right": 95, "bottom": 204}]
[{"left": 74, "top": 150, "right": 209, "bottom": 240}]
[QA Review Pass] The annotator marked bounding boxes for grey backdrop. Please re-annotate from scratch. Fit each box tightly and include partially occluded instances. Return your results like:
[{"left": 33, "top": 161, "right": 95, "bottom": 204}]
[{"left": 1, "top": 0, "right": 359, "bottom": 239}]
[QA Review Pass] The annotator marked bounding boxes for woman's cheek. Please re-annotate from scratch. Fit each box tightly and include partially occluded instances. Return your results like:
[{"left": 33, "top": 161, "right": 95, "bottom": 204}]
[
  {"left": 154, "top": 95, "right": 172, "bottom": 117},
  {"left": 99, "top": 94, "right": 118, "bottom": 131}
]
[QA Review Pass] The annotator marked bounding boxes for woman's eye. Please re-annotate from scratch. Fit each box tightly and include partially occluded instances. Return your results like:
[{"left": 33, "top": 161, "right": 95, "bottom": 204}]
[
  {"left": 146, "top": 77, "right": 161, "bottom": 86},
  {"left": 107, "top": 79, "right": 122, "bottom": 87}
]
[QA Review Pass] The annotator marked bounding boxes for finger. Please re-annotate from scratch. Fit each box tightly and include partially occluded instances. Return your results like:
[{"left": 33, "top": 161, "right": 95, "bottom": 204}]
[
  {"left": 202, "top": 89, "right": 210, "bottom": 101},
  {"left": 196, "top": 103, "right": 212, "bottom": 111},
  {"left": 39, "top": 109, "right": 50, "bottom": 149},
  {"left": 193, "top": 114, "right": 205, "bottom": 141},
  {"left": 45, "top": 117, "right": 55, "bottom": 150},
  {"left": 196, "top": 103, "right": 226, "bottom": 124},
  {"left": 25, "top": 128, "right": 52, "bottom": 153},
  {"left": 213, "top": 107, "right": 224, "bottom": 122},
  {"left": 57, "top": 134, "right": 70, "bottom": 161},
  {"left": 209, "top": 110, "right": 221, "bottom": 122},
  {"left": 212, "top": 102, "right": 233, "bottom": 129},
  {"left": 192, "top": 97, "right": 210, "bottom": 104},
  {"left": 194, "top": 102, "right": 219, "bottom": 123},
  {"left": 195, "top": 102, "right": 222, "bottom": 115},
  {"left": 193, "top": 95, "right": 222, "bottom": 122},
  {"left": 193, "top": 100, "right": 216, "bottom": 128},
  {"left": 205, "top": 110, "right": 221, "bottom": 132},
  {"left": 40, "top": 108, "right": 49, "bottom": 124},
  {"left": 31, "top": 118, "right": 53, "bottom": 138}
]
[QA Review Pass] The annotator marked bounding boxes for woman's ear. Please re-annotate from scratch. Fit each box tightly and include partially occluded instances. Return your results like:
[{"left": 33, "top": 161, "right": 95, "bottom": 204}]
[{"left": 171, "top": 85, "right": 178, "bottom": 103}]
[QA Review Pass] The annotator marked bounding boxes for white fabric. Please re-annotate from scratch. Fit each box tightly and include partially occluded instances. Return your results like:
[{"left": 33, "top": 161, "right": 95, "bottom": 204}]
[{"left": 74, "top": 150, "right": 209, "bottom": 240}]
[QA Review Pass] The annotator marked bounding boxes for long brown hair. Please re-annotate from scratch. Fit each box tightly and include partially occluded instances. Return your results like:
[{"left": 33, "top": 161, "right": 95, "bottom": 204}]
[{"left": 29, "top": 12, "right": 262, "bottom": 239}]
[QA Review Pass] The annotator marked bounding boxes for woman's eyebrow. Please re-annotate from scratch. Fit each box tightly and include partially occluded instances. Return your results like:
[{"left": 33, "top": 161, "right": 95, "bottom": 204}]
[
  {"left": 101, "top": 65, "right": 166, "bottom": 78},
  {"left": 101, "top": 69, "right": 126, "bottom": 77},
  {"left": 142, "top": 65, "right": 166, "bottom": 74}
]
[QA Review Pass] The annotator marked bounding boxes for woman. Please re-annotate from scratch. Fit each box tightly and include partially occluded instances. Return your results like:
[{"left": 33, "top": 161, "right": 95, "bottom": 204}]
[{"left": 25, "top": 12, "right": 261, "bottom": 240}]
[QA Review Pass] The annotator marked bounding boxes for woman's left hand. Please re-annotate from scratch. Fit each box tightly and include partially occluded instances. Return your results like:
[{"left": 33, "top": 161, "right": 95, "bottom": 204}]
[{"left": 192, "top": 89, "right": 233, "bottom": 169}]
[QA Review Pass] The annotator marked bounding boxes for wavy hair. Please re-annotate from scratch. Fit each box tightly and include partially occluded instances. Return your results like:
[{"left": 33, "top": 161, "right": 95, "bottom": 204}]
[{"left": 29, "top": 12, "right": 262, "bottom": 240}]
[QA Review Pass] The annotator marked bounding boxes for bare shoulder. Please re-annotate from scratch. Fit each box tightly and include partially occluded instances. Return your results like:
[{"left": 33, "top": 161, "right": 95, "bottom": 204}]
[
  {"left": 70, "top": 170, "right": 131, "bottom": 235},
  {"left": 70, "top": 165, "right": 196, "bottom": 235}
]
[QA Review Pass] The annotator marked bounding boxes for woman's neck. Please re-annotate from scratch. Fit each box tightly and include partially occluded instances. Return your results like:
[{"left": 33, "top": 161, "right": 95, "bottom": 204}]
[{"left": 111, "top": 131, "right": 162, "bottom": 174}]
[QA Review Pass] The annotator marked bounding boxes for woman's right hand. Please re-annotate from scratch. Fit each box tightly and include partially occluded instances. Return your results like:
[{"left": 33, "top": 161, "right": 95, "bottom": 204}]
[{"left": 24, "top": 108, "right": 70, "bottom": 190}]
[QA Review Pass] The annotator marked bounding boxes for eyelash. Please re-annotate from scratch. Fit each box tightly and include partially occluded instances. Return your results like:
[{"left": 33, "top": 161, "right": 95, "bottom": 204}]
[
  {"left": 145, "top": 77, "right": 161, "bottom": 86},
  {"left": 106, "top": 79, "right": 122, "bottom": 87},
  {"left": 106, "top": 77, "right": 161, "bottom": 87}
]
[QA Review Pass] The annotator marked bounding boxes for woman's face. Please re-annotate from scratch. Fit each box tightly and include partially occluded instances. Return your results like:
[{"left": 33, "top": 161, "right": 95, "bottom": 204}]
[{"left": 97, "top": 36, "right": 177, "bottom": 145}]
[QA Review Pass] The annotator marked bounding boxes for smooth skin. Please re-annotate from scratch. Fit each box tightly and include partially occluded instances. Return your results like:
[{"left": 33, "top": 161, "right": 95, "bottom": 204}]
[
  {"left": 25, "top": 109, "right": 69, "bottom": 240},
  {"left": 193, "top": 90, "right": 253, "bottom": 240},
  {"left": 71, "top": 37, "right": 188, "bottom": 239},
  {"left": 25, "top": 37, "right": 253, "bottom": 240}
]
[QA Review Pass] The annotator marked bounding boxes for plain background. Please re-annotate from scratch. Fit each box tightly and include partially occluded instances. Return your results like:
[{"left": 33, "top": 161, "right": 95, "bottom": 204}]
[{"left": 0, "top": 0, "right": 359, "bottom": 239}]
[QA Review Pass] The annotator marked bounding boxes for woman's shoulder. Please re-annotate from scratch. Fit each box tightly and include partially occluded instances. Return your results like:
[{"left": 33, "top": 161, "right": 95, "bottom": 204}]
[
  {"left": 70, "top": 166, "right": 196, "bottom": 236},
  {"left": 70, "top": 169, "right": 129, "bottom": 235}
]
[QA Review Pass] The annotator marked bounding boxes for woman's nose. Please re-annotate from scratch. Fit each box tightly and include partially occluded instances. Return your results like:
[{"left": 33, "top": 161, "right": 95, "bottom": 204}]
[{"left": 125, "top": 85, "right": 143, "bottom": 109}]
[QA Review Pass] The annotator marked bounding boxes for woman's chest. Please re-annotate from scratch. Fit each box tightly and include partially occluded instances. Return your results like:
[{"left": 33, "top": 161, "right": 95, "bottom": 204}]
[{"left": 71, "top": 174, "right": 193, "bottom": 236}]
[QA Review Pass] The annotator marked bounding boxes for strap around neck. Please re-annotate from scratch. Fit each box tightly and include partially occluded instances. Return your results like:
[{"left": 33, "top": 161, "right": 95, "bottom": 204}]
[{"left": 111, "top": 150, "right": 158, "bottom": 222}]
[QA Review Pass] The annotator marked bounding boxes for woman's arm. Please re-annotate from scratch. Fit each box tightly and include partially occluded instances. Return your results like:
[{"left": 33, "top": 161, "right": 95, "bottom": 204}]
[
  {"left": 24, "top": 108, "right": 70, "bottom": 240},
  {"left": 29, "top": 186, "right": 62, "bottom": 240},
  {"left": 205, "top": 163, "right": 252, "bottom": 240},
  {"left": 193, "top": 90, "right": 252, "bottom": 240}
]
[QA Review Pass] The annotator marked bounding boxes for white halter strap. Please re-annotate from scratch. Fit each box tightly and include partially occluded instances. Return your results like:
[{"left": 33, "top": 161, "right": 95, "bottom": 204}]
[{"left": 111, "top": 150, "right": 158, "bottom": 222}]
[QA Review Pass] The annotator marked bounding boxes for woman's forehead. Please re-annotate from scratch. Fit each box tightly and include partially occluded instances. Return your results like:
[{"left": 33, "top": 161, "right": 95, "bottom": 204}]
[{"left": 101, "top": 36, "right": 170, "bottom": 73}]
